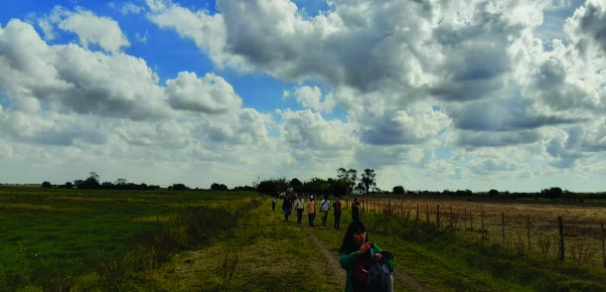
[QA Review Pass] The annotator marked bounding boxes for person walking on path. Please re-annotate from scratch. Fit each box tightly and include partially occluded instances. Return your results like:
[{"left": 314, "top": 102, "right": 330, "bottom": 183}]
[
  {"left": 339, "top": 221, "right": 394, "bottom": 292},
  {"left": 271, "top": 195, "right": 277, "bottom": 211},
  {"left": 333, "top": 197, "right": 342, "bottom": 229},
  {"left": 320, "top": 195, "right": 331, "bottom": 226},
  {"left": 351, "top": 197, "right": 361, "bottom": 222},
  {"left": 306, "top": 195, "right": 316, "bottom": 227},
  {"left": 293, "top": 193, "right": 306, "bottom": 224},
  {"left": 281, "top": 196, "right": 292, "bottom": 221}
]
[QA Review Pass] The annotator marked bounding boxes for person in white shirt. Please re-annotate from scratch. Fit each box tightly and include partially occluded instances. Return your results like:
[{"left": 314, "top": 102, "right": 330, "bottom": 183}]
[
  {"left": 293, "top": 193, "right": 306, "bottom": 224},
  {"left": 320, "top": 195, "right": 331, "bottom": 226}
]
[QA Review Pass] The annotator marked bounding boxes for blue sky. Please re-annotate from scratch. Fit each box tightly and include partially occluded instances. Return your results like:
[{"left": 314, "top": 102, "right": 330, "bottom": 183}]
[{"left": 1, "top": 0, "right": 606, "bottom": 193}]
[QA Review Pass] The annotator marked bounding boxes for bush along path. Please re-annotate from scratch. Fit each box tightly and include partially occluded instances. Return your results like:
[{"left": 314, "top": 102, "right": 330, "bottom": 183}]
[{"left": 139, "top": 198, "right": 343, "bottom": 291}]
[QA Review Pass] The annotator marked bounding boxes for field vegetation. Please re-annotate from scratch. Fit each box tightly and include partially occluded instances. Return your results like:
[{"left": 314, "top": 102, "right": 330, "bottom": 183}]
[
  {"left": 0, "top": 186, "right": 258, "bottom": 291},
  {"left": 3, "top": 185, "right": 606, "bottom": 291},
  {"left": 328, "top": 195, "right": 606, "bottom": 291}
]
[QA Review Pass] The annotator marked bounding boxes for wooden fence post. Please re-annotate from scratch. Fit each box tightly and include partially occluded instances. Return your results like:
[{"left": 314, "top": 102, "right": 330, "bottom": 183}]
[
  {"left": 558, "top": 216, "right": 564, "bottom": 261},
  {"left": 437, "top": 205, "right": 440, "bottom": 229},
  {"left": 527, "top": 215, "right": 531, "bottom": 251},
  {"left": 470, "top": 212, "right": 473, "bottom": 230}
]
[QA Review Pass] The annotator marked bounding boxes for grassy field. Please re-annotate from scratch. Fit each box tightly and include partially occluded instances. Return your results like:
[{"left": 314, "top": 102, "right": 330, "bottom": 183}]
[
  {"left": 4, "top": 187, "right": 606, "bottom": 291},
  {"left": 331, "top": 196, "right": 606, "bottom": 291},
  {"left": 0, "top": 186, "right": 258, "bottom": 291},
  {"left": 342, "top": 196, "right": 606, "bottom": 266},
  {"left": 140, "top": 198, "right": 344, "bottom": 291}
]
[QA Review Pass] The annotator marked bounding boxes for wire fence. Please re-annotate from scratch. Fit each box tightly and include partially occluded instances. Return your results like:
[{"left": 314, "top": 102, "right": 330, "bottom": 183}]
[{"left": 345, "top": 197, "right": 606, "bottom": 268}]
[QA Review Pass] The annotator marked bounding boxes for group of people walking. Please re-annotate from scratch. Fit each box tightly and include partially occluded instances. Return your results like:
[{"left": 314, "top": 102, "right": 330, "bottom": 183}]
[
  {"left": 270, "top": 193, "right": 394, "bottom": 291},
  {"left": 271, "top": 193, "right": 364, "bottom": 229}
]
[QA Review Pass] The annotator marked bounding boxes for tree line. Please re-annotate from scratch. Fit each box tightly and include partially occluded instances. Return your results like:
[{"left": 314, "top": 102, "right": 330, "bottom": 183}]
[
  {"left": 34, "top": 170, "right": 606, "bottom": 202},
  {"left": 256, "top": 168, "right": 378, "bottom": 197}
]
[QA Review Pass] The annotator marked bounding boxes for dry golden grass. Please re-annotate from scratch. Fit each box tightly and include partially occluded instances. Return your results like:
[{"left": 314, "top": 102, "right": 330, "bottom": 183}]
[
  {"left": 130, "top": 215, "right": 175, "bottom": 224},
  {"left": 348, "top": 196, "right": 606, "bottom": 267},
  {"left": 44, "top": 197, "right": 147, "bottom": 203},
  {"left": 0, "top": 203, "right": 82, "bottom": 212}
]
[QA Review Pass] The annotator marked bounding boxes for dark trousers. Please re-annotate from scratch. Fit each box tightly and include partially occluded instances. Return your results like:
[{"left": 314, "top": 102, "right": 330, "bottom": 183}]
[
  {"left": 297, "top": 209, "right": 304, "bottom": 223},
  {"left": 283, "top": 208, "right": 290, "bottom": 221},
  {"left": 308, "top": 213, "right": 316, "bottom": 226},
  {"left": 334, "top": 211, "right": 341, "bottom": 229},
  {"left": 272, "top": 202, "right": 276, "bottom": 211},
  {"left": 352, "top": 208, "right": 359, "bottom": 222}
]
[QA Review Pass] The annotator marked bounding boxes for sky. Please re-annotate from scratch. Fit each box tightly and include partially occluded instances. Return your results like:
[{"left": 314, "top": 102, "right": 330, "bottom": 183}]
[{"left": 0, "top": 0, "right": 605, "bottom": 193}]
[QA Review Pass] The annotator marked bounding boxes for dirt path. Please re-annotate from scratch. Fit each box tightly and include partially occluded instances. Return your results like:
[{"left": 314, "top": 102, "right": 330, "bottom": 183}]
[{"left": 305, "top": 227, "right": 432, "bottom": 292}]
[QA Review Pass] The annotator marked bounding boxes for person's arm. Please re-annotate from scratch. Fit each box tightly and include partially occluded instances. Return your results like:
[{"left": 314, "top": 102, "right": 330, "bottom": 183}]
[
  {"left": 339, "top": 251, "right": 359, "bottom": 269},
  {"left": 372, "top": 244, "right": 395, "bottom": 272}
]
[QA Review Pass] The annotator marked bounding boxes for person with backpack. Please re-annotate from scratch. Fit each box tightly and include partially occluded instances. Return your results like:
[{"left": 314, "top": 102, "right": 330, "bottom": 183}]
[
  {"left": 281, "top": 196, "right": 292, "bottom": 221},
  {"left": 339, "top": 221, "right": 394, "bottom": 292},
  {"left": 306, "top": 195, "right": 316, "bottom": 227},
  {"left": 320, "top": 195, "right": 331, "bottom": 226},
  {"left": 333, "top": 197, "right": 342, "bottom": 229},
  {"left": 293, "top": 193, "right": 306, "bottom": 224}
]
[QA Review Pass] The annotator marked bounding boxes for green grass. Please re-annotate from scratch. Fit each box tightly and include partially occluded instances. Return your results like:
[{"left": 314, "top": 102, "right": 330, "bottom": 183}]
[
  {"left": 139, "top": 196, "right": 343, "bottom": 291},
  {"left": 0, "top": 186, "right": 258, "bottom": 291},
  {"left": 310, "top": 207, "right": 606, "bottom": 292},
  {"left": 5, "top": 189, "right": 605, "bottom": 291}
]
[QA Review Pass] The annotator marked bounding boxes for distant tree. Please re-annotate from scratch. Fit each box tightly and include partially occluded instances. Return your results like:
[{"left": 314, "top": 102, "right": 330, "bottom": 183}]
[
  {"left": 542, "top": 187, "right": 563, "bottom": 200},
  {"left": 303, "top": 177, "right": 330, "bottom": 195},
  {"left": 41, "top": 181, "right": 52, "bottom": 188},
  {"left": 327, "top": 178, "right": 348, "bottom": 198},
  {"left": 488, "top": 189, "right": 499, "bottom": 197},
  {"left": 360, "top": 169, "right": 376, "bottom": 194},
  {"left": 232, "top": 185, "right": 255, "bottom": 191},
  {"left": 289, "top": 178, "right": 303, "bottom": 192},
  {"left": 78, "top": 175, "right": 100, "bottom": 189},
  {"left": 393, "top": 185, "right": 404, "bottom": 194},
  {"left": 101, "top": 182, "right": 114, "bottom": 188},
  {"left": 275, "top": 177, "right": 289, "bottom": 192},
  {"left": 257, "top": 180, "right": 280, "bottom": 195},
  {"left": 73, "top": 180, "right": 84, "bottom": 187},
  {"left": 61, "top": 182, "right": 73, "bottom": 189},
  {"left": 211, "top": 183, "right": 229, "bottom": 191},
  {"left": 337, "top": 168, "right": 357, "bottom": 193},
  {"left": 116, "top": 178, "right": 127, "bottom": 186},
  {"left": 171, "top": 183, "right": 188, "bottom": 191}
]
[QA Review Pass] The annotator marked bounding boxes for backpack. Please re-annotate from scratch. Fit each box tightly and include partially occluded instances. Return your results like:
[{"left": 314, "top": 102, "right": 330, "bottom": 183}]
[
  {"left": 334, "top": 201, "right": 341, "bottom": 212},
  {"left": 366, "top": 252, "right": 394, "bottom": 292}
]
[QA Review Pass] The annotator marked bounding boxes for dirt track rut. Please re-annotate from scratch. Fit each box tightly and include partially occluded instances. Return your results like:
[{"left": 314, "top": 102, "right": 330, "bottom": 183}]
[{"left": 305, "top": 227, "right": 431, "bottom": 292}]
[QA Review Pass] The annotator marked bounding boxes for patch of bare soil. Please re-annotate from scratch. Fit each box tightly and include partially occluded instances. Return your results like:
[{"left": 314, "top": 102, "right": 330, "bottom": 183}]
[{"left": 305, "top": 227, "right": 432, "bottom": 292}]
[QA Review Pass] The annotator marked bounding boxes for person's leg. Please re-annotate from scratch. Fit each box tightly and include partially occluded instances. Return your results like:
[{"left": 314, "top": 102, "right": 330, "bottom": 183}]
[
  {"left": 335, "top": 212, "right": 341, "bottom": 229},
  {"left": 297, "top": 209, "right": 303, "bottom": 223},
  {"left": 272, "top": 202, "right": 275, "bottom": 211},
  {"left": 308, "top": 214, "right": 313, "bottom": 226},
  {"left": 310, "top": 213, "right": 315, "bottom": 226}
]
